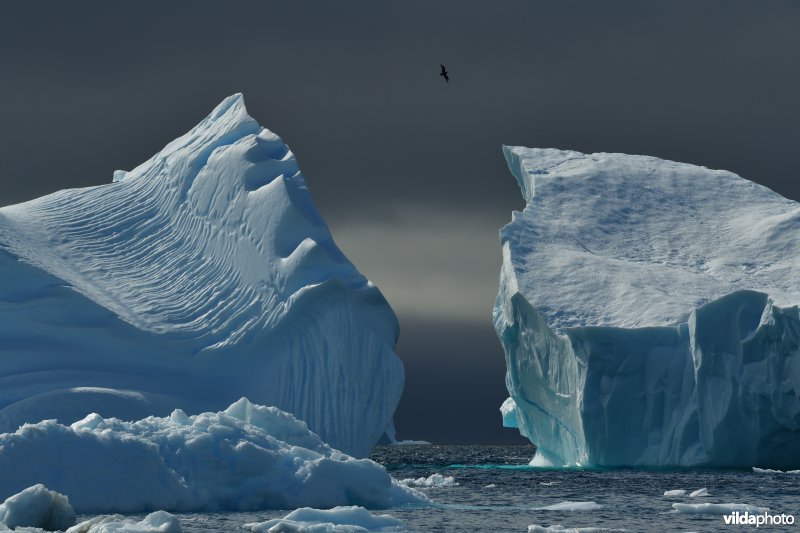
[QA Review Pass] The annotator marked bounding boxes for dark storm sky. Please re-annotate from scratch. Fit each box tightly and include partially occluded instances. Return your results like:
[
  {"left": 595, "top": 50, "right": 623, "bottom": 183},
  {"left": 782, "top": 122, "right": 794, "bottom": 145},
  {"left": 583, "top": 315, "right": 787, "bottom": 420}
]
[{"left": 2, "top": 1, "right": 799, "bottom": 443}]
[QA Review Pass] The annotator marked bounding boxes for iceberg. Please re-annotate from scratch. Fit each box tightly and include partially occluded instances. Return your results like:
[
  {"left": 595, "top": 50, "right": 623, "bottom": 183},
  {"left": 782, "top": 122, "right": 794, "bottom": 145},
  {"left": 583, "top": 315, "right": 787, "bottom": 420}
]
[
  {"left": 495, "top": 146, "right": 800, "bottom": 468},
  {"left": 0, "top": 94, "right": 403, "bottom": 458},
  {"left": 0, "top": 399, "right": 427, "bottom": 513}
]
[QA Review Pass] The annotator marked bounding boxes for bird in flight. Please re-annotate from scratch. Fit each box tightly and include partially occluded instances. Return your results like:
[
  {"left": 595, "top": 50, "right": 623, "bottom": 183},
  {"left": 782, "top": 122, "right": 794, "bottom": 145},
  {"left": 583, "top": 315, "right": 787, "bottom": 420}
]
[{"left": 440, "top": 64, "right": 450, "bottom": 83}]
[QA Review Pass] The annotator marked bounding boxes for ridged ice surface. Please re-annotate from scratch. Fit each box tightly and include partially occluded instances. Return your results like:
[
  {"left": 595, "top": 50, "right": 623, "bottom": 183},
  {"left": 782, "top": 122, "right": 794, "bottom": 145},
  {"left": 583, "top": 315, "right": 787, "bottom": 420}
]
[
  {"left": 0, "top": 94, "right": 403, "bottom": 458},
  {"left": 495, "top": 147, "right": 800, "bottom": 468}
]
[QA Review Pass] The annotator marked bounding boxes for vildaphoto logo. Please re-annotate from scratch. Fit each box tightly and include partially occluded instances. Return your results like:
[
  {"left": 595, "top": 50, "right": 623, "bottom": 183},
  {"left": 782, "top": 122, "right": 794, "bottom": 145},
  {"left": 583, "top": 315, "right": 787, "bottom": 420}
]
[{"left": 723, "top": 511, "right": 795, "bottom": 527}]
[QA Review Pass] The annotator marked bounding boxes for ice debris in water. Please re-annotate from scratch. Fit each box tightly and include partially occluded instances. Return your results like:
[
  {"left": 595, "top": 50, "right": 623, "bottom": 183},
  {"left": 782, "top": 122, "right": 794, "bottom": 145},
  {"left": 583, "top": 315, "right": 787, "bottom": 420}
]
[
  {"left": 0, "top": 398, "right": 427, "bottom": 514},
  {"left": 528, "top": 525, "right": 621, "bottom": 532},
  {"left": 752, "top": 467, "right": 800, "bottom": 474},
  {"left": 0, "top": 484, "right": 76, "bottom": 531},
  {"left": 672, "top": 502, "right": 770, "bottom": 514},
  {"left": 537, "top": 502, "right": 603, "bottom": 511},
  {"left": 397, "top": 474, "right": 457, "bottom": 488},
  {"left": 689, "top": 488, "right": 709, "bottom": 498},
  {"left": 243, "top": 506, "right": 407, "bottom": 532},
  {"left": 496, "top": 146, "right": 800, "bottom": 468},
  {"left": 663, "top": 490, "right": 687, "bottom": 497}
]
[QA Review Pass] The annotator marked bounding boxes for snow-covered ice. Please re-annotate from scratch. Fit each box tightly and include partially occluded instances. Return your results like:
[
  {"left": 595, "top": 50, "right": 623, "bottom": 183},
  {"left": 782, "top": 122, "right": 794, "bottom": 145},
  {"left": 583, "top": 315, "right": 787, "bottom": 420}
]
[
  {"left": 663, "top": 490, "right": 686, "bottom": 497},
  {"left": 689, "top": 488, "right": 708, "bottom": 498},
  {"left": 496, "top": 146, "right": 800, "bottom": 468},
  {"left": 0, "top": 398, "right": 426, "bottom": 514},
  {"left": 67, "top": 511, "right": 181, "bottom": 533},
  {"left": 243, "top": 506, "right": 406, "bottom": 532},
  {"left": 397, "top": 474, "right": 457, "bottom": 488},
  {"left": 672, "top": 502, "right": 770, "bottom": 514},
  {"left": 0, "top": 484, "right": 76, "bottom": 531},
  {"left": 0, "top": 93, "right": 403, "bottom": 458}
]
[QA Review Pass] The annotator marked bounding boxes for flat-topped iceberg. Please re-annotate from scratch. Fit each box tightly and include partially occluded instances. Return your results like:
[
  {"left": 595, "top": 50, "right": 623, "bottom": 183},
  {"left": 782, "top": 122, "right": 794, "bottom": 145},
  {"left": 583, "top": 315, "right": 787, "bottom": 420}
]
[
  {"left": 0, "top": 399, "right": 426, "bottom": 513},
  {"left": 495, "top": 146, "right": 800, "bottom": 468},
  {"left": 0, "top": 94, "right": 403, "bottom": 458}
]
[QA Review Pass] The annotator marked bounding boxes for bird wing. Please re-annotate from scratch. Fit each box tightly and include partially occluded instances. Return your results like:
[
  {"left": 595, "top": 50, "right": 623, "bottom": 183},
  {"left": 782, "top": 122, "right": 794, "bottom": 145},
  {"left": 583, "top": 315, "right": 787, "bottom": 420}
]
[{"left": 441, "top": 64, "right": 446, "bottom": 73}]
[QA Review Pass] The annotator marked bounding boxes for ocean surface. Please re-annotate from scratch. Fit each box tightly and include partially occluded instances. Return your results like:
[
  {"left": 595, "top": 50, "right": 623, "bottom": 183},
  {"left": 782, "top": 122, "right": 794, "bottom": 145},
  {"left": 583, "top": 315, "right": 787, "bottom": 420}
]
[{"left": 89, "top": 445, "right": 800, "bottom": 532}]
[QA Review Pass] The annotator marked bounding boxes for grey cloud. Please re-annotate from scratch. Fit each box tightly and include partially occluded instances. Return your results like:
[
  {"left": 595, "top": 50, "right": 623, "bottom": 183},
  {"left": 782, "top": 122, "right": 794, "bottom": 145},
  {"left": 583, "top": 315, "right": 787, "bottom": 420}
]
[{"left": 331, "top": 208, "right": 511, "bottom": 323}]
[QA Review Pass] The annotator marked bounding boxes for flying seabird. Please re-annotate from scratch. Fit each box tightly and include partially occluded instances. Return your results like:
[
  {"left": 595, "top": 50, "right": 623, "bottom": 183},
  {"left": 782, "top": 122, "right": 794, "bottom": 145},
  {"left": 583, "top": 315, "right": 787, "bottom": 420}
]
[{"left": 440, "top": 64, "right": 449, "bottom": 83}]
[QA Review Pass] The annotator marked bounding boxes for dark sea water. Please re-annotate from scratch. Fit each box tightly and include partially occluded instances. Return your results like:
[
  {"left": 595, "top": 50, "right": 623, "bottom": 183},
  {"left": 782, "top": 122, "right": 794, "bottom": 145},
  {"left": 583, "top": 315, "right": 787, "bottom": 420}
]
[{"left": 97, "top": 445, "right": 800, "bottom": 532}]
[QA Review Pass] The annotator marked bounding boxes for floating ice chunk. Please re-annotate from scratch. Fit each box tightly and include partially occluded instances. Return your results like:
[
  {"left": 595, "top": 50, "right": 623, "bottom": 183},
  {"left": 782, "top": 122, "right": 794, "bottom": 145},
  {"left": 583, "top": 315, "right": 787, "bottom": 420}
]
[
  {"left": 66, "top": 511, "right": 181, "bottom": 533},
  {"left": 398, "top": 474, "right": 457, "bottom": 488},
  {"left": 753, "top": 467, "right": 783, "bottom": 474},
  {"left": 243, "top": 506, "right": 406, "bottom": 532},
  {"left": 528, "top": 526, "right": 620, "bottom": 533},
  {"left": 663, "top": 489, "right": 686, "bottom": 497},
  {"left": 689, "top": 488, "right": 708, "bottom": 498},
  {"left": 752, "top": 467, "right": 800, "bottom": 474},
  {"left": 537, "top": 502, "right": 602, "bottom": 511},
  {"left": 497, "top": 146, "right": 800, "bottom": 468},
  {"left": 672, "top": 502, "right": 770, "bottom": 514},
  {"left": 484, "top": 484, "right": 497, "bottom": 489},
  {"left": 0, "top": 484, "right": 76, "bottom": 531},
  {"left": 0, "top": 399, "right": 427, "bottom": 514}
]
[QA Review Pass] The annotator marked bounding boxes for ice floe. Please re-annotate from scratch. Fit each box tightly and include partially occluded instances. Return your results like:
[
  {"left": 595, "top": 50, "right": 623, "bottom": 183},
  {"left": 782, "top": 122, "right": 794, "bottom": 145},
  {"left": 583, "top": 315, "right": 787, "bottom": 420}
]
[
  {"left": 672, "top": 502, "right": 769, "bottom": 514},
  {"left": 67, "top": 511, "right": 182, "bottom": 533},
  {"left": 537, "top": 502, "right": 602, "bottom": 511},
  {"left": 397, "top": 474, "right": 457, "bottom": 488},
  {"left": 243, "top": 506, "right": 406, "bottom": 532}
]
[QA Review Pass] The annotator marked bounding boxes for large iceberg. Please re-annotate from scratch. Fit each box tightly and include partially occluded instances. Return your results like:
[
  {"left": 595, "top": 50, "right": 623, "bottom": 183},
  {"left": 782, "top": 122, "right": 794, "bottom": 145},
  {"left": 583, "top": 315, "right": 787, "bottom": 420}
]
[
  {"left": 495, "top": 146, "right": 800, "bottom": 468},
  {"left": 0, "top": 94, "right": 403, "bottom": 458}
]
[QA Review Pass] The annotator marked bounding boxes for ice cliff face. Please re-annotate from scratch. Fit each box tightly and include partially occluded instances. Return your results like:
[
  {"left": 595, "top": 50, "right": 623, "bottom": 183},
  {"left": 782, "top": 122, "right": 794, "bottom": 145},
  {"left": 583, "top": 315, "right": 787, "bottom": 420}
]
[
  {"left": 0, "top": 94, "right": 403, "bottom": 458},
  {"left": 495, "top": 146, "right": 800, "bottom": 468}
]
